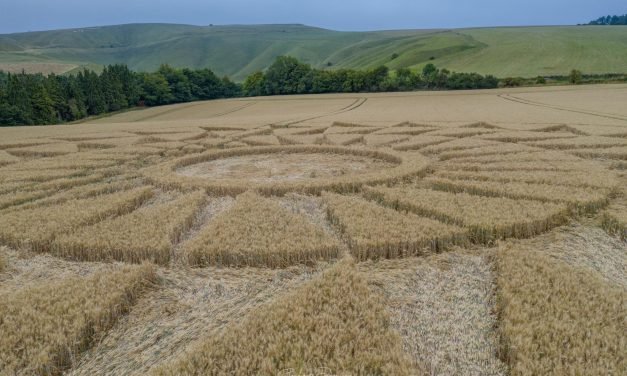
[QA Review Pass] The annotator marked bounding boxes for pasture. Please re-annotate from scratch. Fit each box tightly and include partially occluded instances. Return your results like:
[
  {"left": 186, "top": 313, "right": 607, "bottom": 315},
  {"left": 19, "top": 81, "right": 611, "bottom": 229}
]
[{"left": 0, "top": 84, "right": 626, "bottom": 375}]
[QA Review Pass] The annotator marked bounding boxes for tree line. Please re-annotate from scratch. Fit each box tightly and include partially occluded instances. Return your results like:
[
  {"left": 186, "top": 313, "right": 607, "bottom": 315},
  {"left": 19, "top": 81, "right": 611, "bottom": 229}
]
[
  {"left": 243, "top": 56, "right": 498, "bottom": 96},
  {"left": 0, "top": 65, "right": 239, "bottom": 126},
  {"left": 588, "top": 14, "right": 627, "bottom": 25},
  {"left": 0, "top": 56, "right": 500, "bottom": 126}
]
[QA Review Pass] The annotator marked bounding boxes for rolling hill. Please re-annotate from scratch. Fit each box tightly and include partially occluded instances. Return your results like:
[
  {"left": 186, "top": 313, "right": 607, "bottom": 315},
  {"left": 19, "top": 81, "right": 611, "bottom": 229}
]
[{"left": 0, "top": 23, "right": 626, "bottom": 80}]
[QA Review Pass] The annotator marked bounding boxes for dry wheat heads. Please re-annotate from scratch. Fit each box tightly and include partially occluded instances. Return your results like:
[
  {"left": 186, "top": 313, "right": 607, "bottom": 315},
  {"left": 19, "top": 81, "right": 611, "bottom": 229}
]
[
  {"left": 424, "top": 176, "right": 610, "bottom": 214},
  {"left": 433, "top": 168, "right": 619, "bottom": 189},
  {"left": 0, "top": 187, "right": 153, "bottom": 252},
  {"left": 153, "top": 259, "right": 411, "bottom": 375},
  {"left": 364, "top": 186, "right": 569, "bottom": 244},
  {"left": 183, "top": 191, "right": 341, "bottom": 267},
  {"left": 53, "top": 191, "right": 206, "bottom": 264},
  {"left": 496, "top": 245, "right": 626, "bottom": 375},
  {"left": 322, "top": 192, "right": 467, "bottom": 259},
  {"left": 0, "top": 264, "right": 155, "bottom": 376},
  {"left": 601, "top": 195, "right": 627, "bottom": 240}
]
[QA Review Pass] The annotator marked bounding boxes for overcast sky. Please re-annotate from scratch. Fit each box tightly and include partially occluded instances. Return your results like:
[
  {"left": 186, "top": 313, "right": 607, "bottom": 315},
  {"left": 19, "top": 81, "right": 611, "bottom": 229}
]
[{"left": 1, "top": 0, "right": 625, "bottom": 34}]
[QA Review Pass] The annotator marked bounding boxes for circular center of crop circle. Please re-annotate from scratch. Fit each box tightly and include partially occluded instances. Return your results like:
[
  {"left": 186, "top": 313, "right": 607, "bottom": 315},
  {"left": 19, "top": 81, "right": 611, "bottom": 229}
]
[{"left": 176, "top": 152, "right": 397, "bottom": 183}]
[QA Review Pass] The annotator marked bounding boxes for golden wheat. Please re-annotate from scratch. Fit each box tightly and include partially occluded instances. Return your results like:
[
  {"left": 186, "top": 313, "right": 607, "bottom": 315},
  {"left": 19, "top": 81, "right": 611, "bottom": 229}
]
[
  {"left": 478, "top": 131, "right": 577, "bottom": 142},
  {"left": 569, "top": 146, "right": 627, "bottom": 160},
  {"left": 241, "top": 135, "right": 281, "bottom": 146},
  {"left": 324, "top": 125, "right": 380, "bottom": 134},
  {"left": 53, "top": 191, "right": 206, "bottom": 264},
  {"left": 419, "top": 137, "right": 501, "bottom": 154},
  {"left": 100, "top": 145, "right": 165, "bottom": 155},
  {"left": 0, "top": 156, "right": 118, "bottom": 170},
  {"left": 0, "top": 189, "right": 52, "bottom": 210},
  {"left": 372, "top": 126, "right": 437, "bottom": 135},
  {"left": 0, "top": 150, "right": 20, "bottom": 166},
  {"left": 274, "top": 126, "right": 328, "bottom": 136},
  {"left": 142, "top": 132, "right": 204, "bottom": 142},
  {"left": 143, "top": 141, "right": 189, "bottom": 150},
  {"left": 425, "top": 127, "right": 497, "bottom": 138},
  {"left": 204, "top": 129, "right": 241, "bottom": 138},
  {"left": 0, "top": 264, "right": 155, "bottom": 376},
  {"left": 496, "top": 245, "right": 626, "bottom": 375},
  {"left": 532, "top": 124, "right": 588, "bottom": 135},
  {"left": 436, "top": 159, "right": 604, "bottom": 172},
  {"left": 181, "top": 143, "right": 206, "bottom": 153},
  {"left": 0, "top": 139, "right": 51, "bottom": 149},
  {"left": 3, "top": 179, "right": 139, "bottom": 212},
  {"left": 437, "top": 143, "right": 541, "bottom": 160},
  {"left": 444, "top": 150, "right": 584, "bottom": 164},
  {"left": 323, "top": 133, "right": 364, "bottom": 145},
  {"left": 460, "top": 121, "right": 501, "bottom": 129},
  {"left": 0, "top": 247, "right": 6, "bottom": 272},
  {"left": 524, "top": 135, "right": 627, "bottom": 149},
  {"left": 424, "top": 176, "right": 610, "bottom": 213},
  {"left": 222, "top": 140, "right": 249, "bottom": 148},
  {"left": 153, "top": 259, "right": 412, "bottom": 376},
  {"left": 22, "top": 173, "right": 108, "bottom": 192},
  {"left": 322, "top": 192, "right": 466, "bottom": 259},
  {"left": 1, "top": 168, "right": 87, "bottom": 183},
  {"left": 392, "top": 135, "right": 453, "bottom": 151},
  {"left": 232, "top": 127, "right": 273, "bottom": 139},
  {"left": 363, "top": 134, "right": 411, "bottom": 146},
  {"left": 433, "top": 168, "right": 619, "bottom": 189},
  {"left": 183, "top": 191, "right": 340, "bottom": 267},
  {"left": 364, "top": 186, "right": 568, "bottom": 244},
  {"left": 54, "top": 132, "right": 134, "bottom": 141},
  {"left": 601, "top": 193, "right": 627, "bottom": 240},
  {"left": 6, "top": 142, "right": 79, "bottom": 157},
  {"left": 0, "top": 180, "right": 36, "bottom": 194},
  {"left": 276, "top": 134, "right": 324, "bottom": 145},
  {"left": 194, "top": 137, "right": 230, "bottom": 148},
  {"left": 76, "top": 141, "right": 117, "bottom": 150},
  {"left": 0, "top": 187, "right": 153, "bottom": 252}
]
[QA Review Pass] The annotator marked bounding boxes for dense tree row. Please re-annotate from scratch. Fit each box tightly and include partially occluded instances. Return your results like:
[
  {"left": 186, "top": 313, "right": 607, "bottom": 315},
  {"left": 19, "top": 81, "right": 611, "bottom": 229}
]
[
  {"left": 0, "top": 65, "right": 239, "bottom": 126},
  {"left": 588, "top": 14, "right": 627, "bottom": 25},
  {"left": 243, "top": 56, "right": 498, "bottom": 96}
]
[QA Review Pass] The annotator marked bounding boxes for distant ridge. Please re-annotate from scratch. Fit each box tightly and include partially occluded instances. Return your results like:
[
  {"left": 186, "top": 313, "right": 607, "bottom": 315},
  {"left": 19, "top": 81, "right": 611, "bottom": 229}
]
[{"left": 1, "top": 23, "right": 626, "bottom": 80}]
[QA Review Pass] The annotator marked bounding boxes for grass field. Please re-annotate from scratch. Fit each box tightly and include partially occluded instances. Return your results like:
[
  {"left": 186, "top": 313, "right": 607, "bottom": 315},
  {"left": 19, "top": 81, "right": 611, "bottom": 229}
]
[
  {"left": 0, "top": 84, "right": 625, "bottom": 375},
  {"left": 0, "top": 24, "right": 626, "bottom": 79}
]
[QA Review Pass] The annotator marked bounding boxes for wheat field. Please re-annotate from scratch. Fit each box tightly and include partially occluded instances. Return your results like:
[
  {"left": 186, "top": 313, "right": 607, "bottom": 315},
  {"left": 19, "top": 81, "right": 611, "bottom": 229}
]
[{"left": 0, "top": 84, "right": 626, "bottom": 375}]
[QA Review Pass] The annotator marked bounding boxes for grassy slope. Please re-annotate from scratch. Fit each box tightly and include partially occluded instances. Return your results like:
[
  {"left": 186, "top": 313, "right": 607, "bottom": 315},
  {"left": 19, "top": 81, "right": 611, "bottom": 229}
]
[
  {"left": 0, "top": 24, "right": 625, "bottom": 80},
  {"left": 437, "top": 26, "right": 627, "bottom": 77}
]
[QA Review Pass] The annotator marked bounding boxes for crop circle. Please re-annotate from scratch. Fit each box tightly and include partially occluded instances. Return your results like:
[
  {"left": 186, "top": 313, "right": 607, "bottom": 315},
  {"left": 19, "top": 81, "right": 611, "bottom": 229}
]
[{"left": 143, "top": 145, "right": 431, "bottom": 196}]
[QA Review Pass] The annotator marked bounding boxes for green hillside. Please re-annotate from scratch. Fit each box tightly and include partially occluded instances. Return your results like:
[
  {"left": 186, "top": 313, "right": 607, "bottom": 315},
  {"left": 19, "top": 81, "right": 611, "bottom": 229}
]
[{"left": 0, "top": 23, "right": 625, "bottom": 80}]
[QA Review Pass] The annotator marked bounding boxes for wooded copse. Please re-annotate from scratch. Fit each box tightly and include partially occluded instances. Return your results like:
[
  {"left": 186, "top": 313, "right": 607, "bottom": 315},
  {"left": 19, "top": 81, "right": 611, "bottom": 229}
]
[{"left": 0, "top": 64, "right": 239, "bottom": 126}]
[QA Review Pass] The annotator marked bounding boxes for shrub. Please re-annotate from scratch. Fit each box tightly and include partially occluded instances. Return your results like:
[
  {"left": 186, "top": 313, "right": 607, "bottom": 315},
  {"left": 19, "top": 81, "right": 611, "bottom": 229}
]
[
  {"left": 501, "top": 77, "right": 523, "bottom": 87},
  {"left": 569, "top": 69, "right": 582, "bottom": 84}
]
